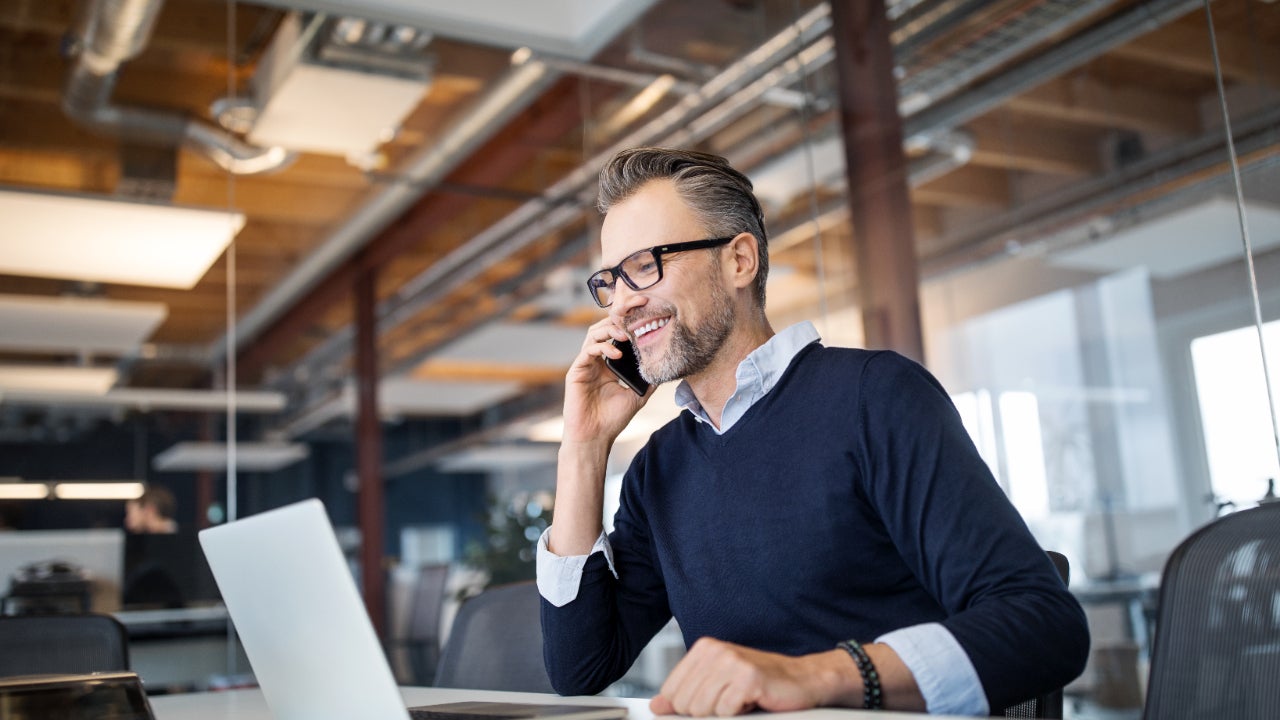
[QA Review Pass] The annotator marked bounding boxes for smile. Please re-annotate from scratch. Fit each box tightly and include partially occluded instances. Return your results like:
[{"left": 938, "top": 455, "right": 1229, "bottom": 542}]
[{"left": 633, "top": 317, "right": 670, "bottom": 340}]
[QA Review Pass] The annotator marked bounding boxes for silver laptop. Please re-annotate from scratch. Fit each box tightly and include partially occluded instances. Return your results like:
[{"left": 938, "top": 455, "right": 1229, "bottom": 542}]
[{"left": 199, "top": 498, "right": 626, "bottom": 720}]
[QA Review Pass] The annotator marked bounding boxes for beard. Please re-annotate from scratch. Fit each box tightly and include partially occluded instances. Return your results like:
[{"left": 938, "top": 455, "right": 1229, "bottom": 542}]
[{"left": 633, "top": 278, "right": 736, "bottom": 385}]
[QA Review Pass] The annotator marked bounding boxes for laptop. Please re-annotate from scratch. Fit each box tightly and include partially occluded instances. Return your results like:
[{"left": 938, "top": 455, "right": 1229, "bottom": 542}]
[{"left": 198, "top": 498, "right": 627, "bottom": 720}]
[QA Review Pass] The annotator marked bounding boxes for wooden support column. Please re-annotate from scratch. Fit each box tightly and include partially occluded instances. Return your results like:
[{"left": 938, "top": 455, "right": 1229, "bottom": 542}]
[
  {"left": 830, "top": 0, "right": 925, "bottom": 362},
  {"left": 354, "top": 269, "right": 386, "bottom": 637}
]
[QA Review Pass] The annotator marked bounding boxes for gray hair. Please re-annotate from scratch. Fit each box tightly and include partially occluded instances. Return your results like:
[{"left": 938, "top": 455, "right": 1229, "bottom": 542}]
[{"left": 597, "top": 147, "right": 769, "bottom": 307}]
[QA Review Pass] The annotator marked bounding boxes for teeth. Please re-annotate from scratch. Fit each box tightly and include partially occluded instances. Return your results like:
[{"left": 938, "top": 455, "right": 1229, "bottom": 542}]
[{"left": 633, "top": 317, "right": 669, "bottom": 338}]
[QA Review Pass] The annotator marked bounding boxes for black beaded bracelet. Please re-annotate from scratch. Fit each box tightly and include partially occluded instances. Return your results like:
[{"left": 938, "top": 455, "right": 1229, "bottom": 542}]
[{"left": 837, "top": 639, "right": 883, "bottom": 710}]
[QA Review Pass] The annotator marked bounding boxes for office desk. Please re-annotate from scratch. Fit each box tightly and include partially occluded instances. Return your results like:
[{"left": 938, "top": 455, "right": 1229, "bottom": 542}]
[{"left": 149, "top": 686, "right": 951, "bottom": 720}]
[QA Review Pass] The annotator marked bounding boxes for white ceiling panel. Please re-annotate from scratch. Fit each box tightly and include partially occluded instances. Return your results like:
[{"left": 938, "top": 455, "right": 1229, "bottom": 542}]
[
  {"left": 153, "top": 441, "right": 310, "bottom": 472},
  {"left": 380, "top": 376, "right": 524, "bottom": 416},
  {"left": 0, "top": 295, "right": 167, "bottom": 354},
  {"left": 0, "top": 366, "right": 118, "bottom": 395},
  {"left": 433, "top": 322, "right": 583, "bottom": 367},
  {"left": 0, "top": 189, "right": 244, "bottom": 289},
  {"left": 1049, "top": 197, "right": 1280, "bottom": 278},
  {"left": 259, "top": 0, "right": 657, "bottom": 59},
  {"left": 437, "top": 443, "right": 559, "bottom": 473}
]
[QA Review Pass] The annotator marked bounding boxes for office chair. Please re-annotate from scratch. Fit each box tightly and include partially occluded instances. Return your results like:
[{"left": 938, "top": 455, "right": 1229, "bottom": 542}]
[
  {"left": 1143, "top": 502, "right": 1280, "bottom": 720},
  {"left": 433, "top": 580, "right": 554, "bottom": 692},
  {"left": 1003, "top": 550, "right": 1070, "bottom": 719},
  {"left": 0, "top": 613, "right": 130, "bottom": 677},
  {"left": 402, "top": 563, "right": 450, "bottom": 685}
]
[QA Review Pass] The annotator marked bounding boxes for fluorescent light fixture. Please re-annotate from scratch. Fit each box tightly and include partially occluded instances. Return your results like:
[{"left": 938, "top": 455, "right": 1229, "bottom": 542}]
[
  {"left": 0, "top": 387, "right": 286, "bottom": 413},
  {"left": 0, "top": 188, "right": 245, "bottom": 289},
  {"left": 0, "top": 366, "right": 118, "bottom": 395},
  {"left": 0, "top": 482, "right": 50, "bottom": 500},
  {"left": 0, "top": 294, "right": 167, "bottom": 355},
  {"left": 1049, "top": 197, "right": 1280, "bottom": 278},
  {"left": 52, "top": 482, "right": 145, "bottom": 500},
  {"left": 437, "top": 444, "right": 559, "bottom": 473},
  {"left": 527, "top": 416, "right": 564, "bottom": 443},
  {"left": 152, "top": 441, "right": 309, "bottom": 472}
]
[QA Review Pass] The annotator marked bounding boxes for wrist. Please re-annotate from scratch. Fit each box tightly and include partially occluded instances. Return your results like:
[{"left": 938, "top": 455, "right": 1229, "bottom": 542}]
[
  {"left": 837, "top": 640, "right": 882, "bottom": 710},
  {"left": 807, "top": 649, "right": 867, "bottom": 708}
]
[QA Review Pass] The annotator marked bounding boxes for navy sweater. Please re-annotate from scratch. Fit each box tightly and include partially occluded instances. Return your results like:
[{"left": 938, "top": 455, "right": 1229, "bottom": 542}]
[{"left": 541, "top": 345, "right": 1089, "bottom": 712}]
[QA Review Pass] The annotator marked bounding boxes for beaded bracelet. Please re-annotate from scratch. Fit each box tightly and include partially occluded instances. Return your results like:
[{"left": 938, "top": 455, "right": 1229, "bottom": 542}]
[{"left": 837, "top": 639, "right": 883, "bottom": 710}]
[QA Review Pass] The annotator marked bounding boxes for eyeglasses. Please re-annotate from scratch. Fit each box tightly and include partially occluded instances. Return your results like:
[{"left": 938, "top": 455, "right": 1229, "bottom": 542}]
[{"left": 585, "top": 236, "right": 736, "bottom": 308}]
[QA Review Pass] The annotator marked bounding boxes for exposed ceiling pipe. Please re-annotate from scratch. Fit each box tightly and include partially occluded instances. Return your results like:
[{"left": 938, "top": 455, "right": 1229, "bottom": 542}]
[
  {"left": 280, "top": 4, "right": 836, "bottom": 385},
  {"left": 903, "top": 0, "right": 1202, "bottom": 145},
  {"left": 62, "top": 0, "right": 290, "bottom": 175},
  {"left": 278, "top": 0, "right": 1202, "bottom": 428},
  {"left": 897, "top": 0, "right": 1119, "bottom": 114},
  {"left": 213, "top": 58, "right": 559, "bottom": 361},
  {"left": 922, "top": 102, "right": 1280, "bottom": 277}
]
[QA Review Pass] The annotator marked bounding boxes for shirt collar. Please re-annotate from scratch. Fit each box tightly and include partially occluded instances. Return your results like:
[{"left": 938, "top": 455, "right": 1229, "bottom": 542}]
[{"left": 674, "top": 321, "right": 821, "bottom": 430}]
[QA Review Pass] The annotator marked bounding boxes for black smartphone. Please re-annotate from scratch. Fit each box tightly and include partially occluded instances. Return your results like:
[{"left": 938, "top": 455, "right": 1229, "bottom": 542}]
[{"left": 604, "top": 339, "right": 650, "bottom": 396}]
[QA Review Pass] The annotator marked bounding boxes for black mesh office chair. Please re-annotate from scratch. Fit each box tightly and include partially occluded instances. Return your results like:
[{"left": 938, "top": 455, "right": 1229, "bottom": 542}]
[
  {"left": 1002, "top": 550, "right": 1070, "bottom": 719},
  {"left": 1143, "top": 502, "right": 1280, "bottom": 720},
  {"left": 0, "top": 613, "right": 130, "bottom": 677},
  {"left": 433, "top": 580, "right": 554, "bottom": 692}
]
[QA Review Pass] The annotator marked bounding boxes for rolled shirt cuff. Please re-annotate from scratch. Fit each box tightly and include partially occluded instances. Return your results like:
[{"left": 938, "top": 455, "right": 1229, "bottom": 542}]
[
  {"left": 876, "top": 622, "right": 989, "bottom": 716},
  {"left": 535, "top": 527, "right": 616, "bottom": 607}
]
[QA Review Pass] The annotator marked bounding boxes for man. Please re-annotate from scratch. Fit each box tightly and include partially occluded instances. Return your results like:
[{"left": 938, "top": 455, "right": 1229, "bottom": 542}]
[
  {"left": 537, "top": 147, "right": 1088, "bottom": 716},
  {"left": 124, "top": 485, "right": 178, "bottom": 534}
]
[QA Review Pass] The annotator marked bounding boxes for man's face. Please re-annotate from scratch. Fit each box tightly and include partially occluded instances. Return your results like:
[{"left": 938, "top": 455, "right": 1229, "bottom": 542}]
[{"left": 600, "top": 180, "right": 735, "bottom": 385}]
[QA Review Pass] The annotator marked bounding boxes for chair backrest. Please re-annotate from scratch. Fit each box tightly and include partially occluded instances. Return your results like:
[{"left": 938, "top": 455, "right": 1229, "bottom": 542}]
[
  {"left": 403, "top": 563, "right": 451, "bottom": 684},
  {"left": 1143, "top": 503, "right": 1280, "bottom": 720},
  {"left": 433, "top": 580, "right": 554, "bottom": 693},
  {"left": 1003, "top": 550, "right": 1070, "bottom": 719},
  {"left": 0, "top": 613, "right": 130, "bottom": 677}
]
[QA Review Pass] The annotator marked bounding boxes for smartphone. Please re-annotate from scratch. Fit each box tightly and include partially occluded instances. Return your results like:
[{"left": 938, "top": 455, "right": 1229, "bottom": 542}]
[{"left": 605, "top": 339, "right": 650, "bottom": 396}]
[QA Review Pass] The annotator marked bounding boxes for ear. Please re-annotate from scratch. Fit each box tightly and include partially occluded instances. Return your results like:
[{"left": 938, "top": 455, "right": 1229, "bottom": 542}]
[{"left": 724, "top": 232, "right": 760, "bottom": 291}]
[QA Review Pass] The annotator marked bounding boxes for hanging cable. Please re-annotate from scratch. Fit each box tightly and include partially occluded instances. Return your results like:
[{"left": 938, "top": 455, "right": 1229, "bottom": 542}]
[
  {"left": 224, "top": 0, "right": 241, "bottom": 677},
  {"left": 790, "top": 0, "right": 830, "bottom": 329},
  {"left": 1202, "top": 0, "right": 1280, "bottom": 472}
]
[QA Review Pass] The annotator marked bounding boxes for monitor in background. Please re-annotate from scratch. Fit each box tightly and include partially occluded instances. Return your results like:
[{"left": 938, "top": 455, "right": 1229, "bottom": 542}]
[
  {"left": 122, "top": 532, "right": 221, "bottom": 609},
  {"left": 0, "top": 529, "right": 124, "bottom": 612}
]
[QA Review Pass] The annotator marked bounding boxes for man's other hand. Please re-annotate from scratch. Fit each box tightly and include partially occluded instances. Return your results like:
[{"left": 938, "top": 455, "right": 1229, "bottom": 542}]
[{"left": 649, "top": 638, "right": 852, "bottom": 717}]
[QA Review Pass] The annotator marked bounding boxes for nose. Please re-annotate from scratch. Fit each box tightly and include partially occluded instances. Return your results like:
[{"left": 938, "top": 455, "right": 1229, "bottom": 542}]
[{"left": 608, "top": 282, "right": 646, "bottom": 324}]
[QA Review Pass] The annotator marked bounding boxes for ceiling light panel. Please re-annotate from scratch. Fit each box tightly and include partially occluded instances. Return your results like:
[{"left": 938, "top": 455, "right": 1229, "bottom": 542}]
[
  {"left": 1050, "top": 198, "right": 1280, "bottom": 278},
  {"left": 152, "top": 441, "right": 310, "bottom": 472},
  {"left": 0, "top": 366, "right": 118, "bottom": 395},
  {"left": 259, "top": 0, "right": 658, "bottom": 59},
  {"left": 0, "top": 189, "right": 245, "bottom": 289},
  {"left": 0, "top": 295, "right": 167, "bottom": 355}
]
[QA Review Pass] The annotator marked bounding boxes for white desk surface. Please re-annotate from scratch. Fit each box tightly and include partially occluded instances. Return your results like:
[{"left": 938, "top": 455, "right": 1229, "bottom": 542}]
[{"left": 148, "top": 686, "right": 953, "bottom": 720}]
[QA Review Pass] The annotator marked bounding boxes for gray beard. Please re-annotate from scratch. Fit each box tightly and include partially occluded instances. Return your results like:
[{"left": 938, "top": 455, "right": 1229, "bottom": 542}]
[{"left": 637, "top": 279, "right": 736, "bottom": 385}]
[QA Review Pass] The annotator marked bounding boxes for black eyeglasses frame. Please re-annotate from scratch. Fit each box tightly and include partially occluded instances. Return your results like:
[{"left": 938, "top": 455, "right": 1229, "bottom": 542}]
[{"left": 585, "top": 235, "right": 737, "bottom": 308}]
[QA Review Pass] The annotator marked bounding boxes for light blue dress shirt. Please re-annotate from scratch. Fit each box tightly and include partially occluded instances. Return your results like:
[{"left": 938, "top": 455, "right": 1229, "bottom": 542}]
[{"left": 536, "top": 321, "right": 989, "bottom": 715}]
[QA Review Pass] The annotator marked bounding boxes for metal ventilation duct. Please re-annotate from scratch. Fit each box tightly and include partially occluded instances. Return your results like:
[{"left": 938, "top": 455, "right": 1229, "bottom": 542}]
[{"left": 62, "top": 0, "right": 290, "bottom": 175}]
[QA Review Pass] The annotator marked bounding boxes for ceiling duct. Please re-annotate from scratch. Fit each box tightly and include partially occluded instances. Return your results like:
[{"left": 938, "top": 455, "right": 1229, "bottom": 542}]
[
  {"left": 237, "top": 12, "right": 436, "bottom": 167},
  {"left": 62, "top": 0, "right": 290, "bottom": 175}
]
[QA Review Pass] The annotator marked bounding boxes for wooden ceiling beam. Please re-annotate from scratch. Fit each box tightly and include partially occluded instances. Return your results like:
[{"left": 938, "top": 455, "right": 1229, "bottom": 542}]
[
  {"left": 410, "top": 359, "right": 567, "bottom": 385},
  {"left": 911, "top": 166, "right": 1010, "bottom": 208},
  {"left": 1109, "top": 22, "right": 1280, "bottom": 86},
  {"left": 965, "top": 116, "right": 1101, "bottom": 176},
  {"left": 1007, "top": 75, "right": 1200, "bottom": 136},
  {"left": 172, "top": 169, "right": 361, "bottom": 226}
]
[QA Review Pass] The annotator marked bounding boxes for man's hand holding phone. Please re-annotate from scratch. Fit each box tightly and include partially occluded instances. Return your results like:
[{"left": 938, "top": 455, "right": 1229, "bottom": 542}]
[
  {"left": 551, "top": 319, "right": 652, "bottom": 557},
  {"left": 561, "top": 318, "right": 652, "bottom": 448}
]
